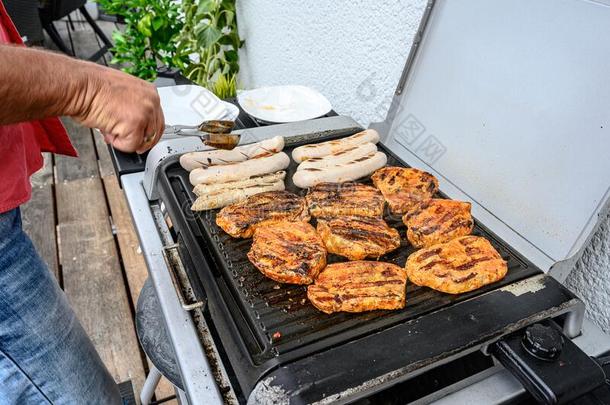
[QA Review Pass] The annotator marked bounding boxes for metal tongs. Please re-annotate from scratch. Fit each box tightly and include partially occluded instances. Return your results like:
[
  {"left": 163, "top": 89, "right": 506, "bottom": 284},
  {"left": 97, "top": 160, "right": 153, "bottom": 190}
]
[{"left": 164, "top": 120, "right": 240, "bottom": 150}]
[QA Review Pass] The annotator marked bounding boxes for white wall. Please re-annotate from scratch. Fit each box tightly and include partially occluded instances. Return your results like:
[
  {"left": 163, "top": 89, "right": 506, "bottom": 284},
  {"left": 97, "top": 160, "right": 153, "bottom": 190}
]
[
  {"left": 236, "top": 0, "right": 427, "bottom": 126},
  {"left": 236, "top": 1, "right": 610, "bottom": 332},
  {"left": 565, "top": 215, "right": 610, "bottom": 332}
]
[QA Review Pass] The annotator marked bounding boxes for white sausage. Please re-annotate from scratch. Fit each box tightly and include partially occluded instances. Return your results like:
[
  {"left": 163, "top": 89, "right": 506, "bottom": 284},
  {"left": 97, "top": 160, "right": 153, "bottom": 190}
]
[
  {"left": 180, "top": 136, "right": 285, "bottom": 171},
  {"left": 189, "top": 152, "right": 290, "bottom": 185},
  {"left": 292, "top": 152, "right": 387, "bottom": 188},
  {"left": 297, "top": 143, "right": 377, "bottom": 171},
  {"left": 193, "top": 171, "right": 286, "bottom": 196},
  {"left": 191, "top": 180, "right": 285, "bottom": 211},
  {"left": 291, "top": 129, "right": 379, "bottom": 163}
]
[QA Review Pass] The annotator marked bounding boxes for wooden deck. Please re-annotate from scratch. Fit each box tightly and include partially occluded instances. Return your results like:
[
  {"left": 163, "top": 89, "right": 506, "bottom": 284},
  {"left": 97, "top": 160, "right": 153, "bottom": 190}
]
[{"left": 22, "top": 14, "right": 176, "bottom": 403}]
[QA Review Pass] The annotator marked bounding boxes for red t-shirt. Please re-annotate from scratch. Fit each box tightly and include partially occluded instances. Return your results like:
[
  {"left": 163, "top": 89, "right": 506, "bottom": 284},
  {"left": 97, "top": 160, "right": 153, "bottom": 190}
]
[{"left": 0, "top": 1, "right": 77, "bottom": 213}]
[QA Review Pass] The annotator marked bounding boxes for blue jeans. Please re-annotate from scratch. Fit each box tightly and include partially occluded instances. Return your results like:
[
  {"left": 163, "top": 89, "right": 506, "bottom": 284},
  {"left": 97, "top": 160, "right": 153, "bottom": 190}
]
[{"left": 0, "top": 209, "right": 121, "bottom": 404}]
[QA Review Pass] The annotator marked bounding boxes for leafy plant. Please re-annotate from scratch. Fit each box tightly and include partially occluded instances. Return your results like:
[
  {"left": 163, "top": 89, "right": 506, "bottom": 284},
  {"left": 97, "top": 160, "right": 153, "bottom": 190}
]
[
  {"left": 96, "top": 0, "right": 184, "bottom": 81},
  {"left": 174, "top": 0, "right": 244, "bottom": 97},
  {"left": 212, "top": 72, "right": 238, "bottom": 100}
]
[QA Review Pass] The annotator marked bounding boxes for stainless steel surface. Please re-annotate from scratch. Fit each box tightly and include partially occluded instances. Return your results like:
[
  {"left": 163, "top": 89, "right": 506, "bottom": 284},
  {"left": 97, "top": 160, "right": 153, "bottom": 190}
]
[
  {"left": 564, "top": 298, "right": 586, "bottom": 340},
  {"left": 164, "top": 120, "right": 240, "bottom": 149},
  {"left": 164, "top": 120, "right": 235, "bottom": 135},
  {"left": 166, "top": 131, "right": 240, "bottom": 144},
  {"left": 162, "top": 244, "right": 205, "bottom": 311},
  {"left": 143, "top": 115, "right": 362, "bottom": 200},
  {"left": 140, "top": 365, "right": 163, "bottom": 405},
  {"left": 143, "top": 137, "right": 208, "bottom": 201},
  {"left": 375, "top": 0, "right": 610, "bottom": 279},
  {"left": 432, "top": 319, "right": 610, "bottom": 405},
  {"left": 122, "top": 172, "right": 223, "bottom": 405}
]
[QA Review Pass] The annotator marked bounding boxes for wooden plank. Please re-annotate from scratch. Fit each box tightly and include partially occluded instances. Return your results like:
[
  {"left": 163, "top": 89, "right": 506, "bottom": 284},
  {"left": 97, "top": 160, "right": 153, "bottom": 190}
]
[
  {"left": 22, "top": 152, "right": 59, "bottom": 282},
  {"left": 56, "top": 177, "right": 146, "bottom": 397},
  {"left": 155, "top": 376, "right": 177, "bottom": 404},
  {"left": 31, "top": 152, "right": 54, "bottom": 187},
  {"left": 50, "top": 20, "right": 176, "bottom": 401},
  {"left": 101, "top": 176, "right": 145, "bottom": 317},
  {"left": 56, "top": 118, "right": 98, "bottom": 182},
  {"left": 63, "top": 13, "right": 111, "bottom": 64},
  {"left": 101, "top": 175, "right": 177, "bottom": 402},
  {"left": 98, "top": 20, "right": 122, "bottom": 39},
  {"left": 92, "top": 20, "right": 124, "bottom": 68},
  {"left": 56, "top": 177, "right": 108, "bottom": 223},
  {"left": 93, "top": 129, "right": 116, "bottom": 178},
  {"left": 95, "top": 128, "right": 177, "bottom": 401},
  {"left": 21, "top": 184, "right": 59, "bottom": 282}
]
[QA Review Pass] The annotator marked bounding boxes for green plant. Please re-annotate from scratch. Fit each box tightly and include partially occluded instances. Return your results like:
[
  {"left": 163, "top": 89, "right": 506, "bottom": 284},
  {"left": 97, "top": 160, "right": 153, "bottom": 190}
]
[
  {"left": 212, "top": 73, "right": 238, "bottom": 99},
  {"left": 96, "top": 0, "right": 184, "bottom": 81},
  {"left": 175, "top": 0, "right": 244, "bottom": 97}
]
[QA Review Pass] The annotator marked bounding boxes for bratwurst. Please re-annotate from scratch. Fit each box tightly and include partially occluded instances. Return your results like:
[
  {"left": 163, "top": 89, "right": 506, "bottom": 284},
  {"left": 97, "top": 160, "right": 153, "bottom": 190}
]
[
  {"left": 180, "top": 136, "right": 284, "bottom": 171},
  {"left": 293, "top": 151, "right": 387, "bottom": 188},
  {"left": 291, "top": 129, "right": 380, "bottom": 163},
  {"left": 189, "top": 152, "right": 290, "bottom": 186}
]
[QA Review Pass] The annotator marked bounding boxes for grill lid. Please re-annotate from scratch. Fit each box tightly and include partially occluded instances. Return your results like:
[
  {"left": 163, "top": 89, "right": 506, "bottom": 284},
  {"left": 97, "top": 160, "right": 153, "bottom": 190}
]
[{"left": 376, "top": 0, "right": 610, "bottom": 277}]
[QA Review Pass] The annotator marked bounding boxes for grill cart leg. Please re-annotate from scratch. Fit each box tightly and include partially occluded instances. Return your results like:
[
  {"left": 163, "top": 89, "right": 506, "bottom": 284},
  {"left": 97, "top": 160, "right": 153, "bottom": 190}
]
[{"left": 140, "top": 365, "right": 162, "bottom": 405}]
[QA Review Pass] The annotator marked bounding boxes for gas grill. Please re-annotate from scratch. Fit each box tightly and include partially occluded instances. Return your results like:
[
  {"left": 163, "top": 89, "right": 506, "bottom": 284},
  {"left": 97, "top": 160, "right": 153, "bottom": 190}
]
[{"left": 117, "top": 0, "right": 610, "bottom": 403}]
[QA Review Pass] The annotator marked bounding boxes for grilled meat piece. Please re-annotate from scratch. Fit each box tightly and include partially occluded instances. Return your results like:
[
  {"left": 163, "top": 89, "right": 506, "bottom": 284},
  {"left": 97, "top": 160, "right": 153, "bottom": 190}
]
[
  {"left": 317, "top": 216, "right": 400, "bottom": 260},
  {"left": 403, "top": 199, "right": 474, "bottom": 248},
  {"left": 371, "top": 167, "right": 439, "bottom": 215},
  {"left": 248, "top": 221, "right": 327, "bottom": 284},
  {"left": 216, "top": 191, "right": 309, "bottom": 238},
  {"left": 406, "top": 236, "right": 507, "bottom": 294},
  {"left": 308, "top": 261, "right": 407, "bottom": 314},
  {"left": 305, "top": 182, "right": 385, "bottom": 218}
]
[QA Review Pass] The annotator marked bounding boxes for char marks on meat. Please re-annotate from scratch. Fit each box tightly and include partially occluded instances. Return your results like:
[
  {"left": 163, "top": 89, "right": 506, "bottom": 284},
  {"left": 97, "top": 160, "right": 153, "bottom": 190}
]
[
  {"left": 371, "top": 167, "right": 439, "bottom": 214},
  {"left": 403, "top": 199, "right": 474, "bottom": 248},
  {"left": 317, "top": 216, "right": 400, "bottom": 260},
  {"left": 248, "top": 221, "right": 326, "bottom": 284},
  {"left": 406, "top": 236, "right": 507, "bottom": 294},
  {"left": 305, "top": 182, "right": 385, "bottom": 218},
  {"left": 307, "top": 261, "right": 407, "bottom": 314},
  {"left": 216, "top": 191, "right": 309, "bottom": 238}
]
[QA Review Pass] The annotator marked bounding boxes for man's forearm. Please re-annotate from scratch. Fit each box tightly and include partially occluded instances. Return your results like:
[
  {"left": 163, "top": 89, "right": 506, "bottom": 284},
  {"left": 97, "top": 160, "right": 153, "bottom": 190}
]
[
  {"left": 0, "top": 43, "right": 164, "bottom": 153},
  {"left": 0, "top": 45, "right": 95, "bottom": 125}
]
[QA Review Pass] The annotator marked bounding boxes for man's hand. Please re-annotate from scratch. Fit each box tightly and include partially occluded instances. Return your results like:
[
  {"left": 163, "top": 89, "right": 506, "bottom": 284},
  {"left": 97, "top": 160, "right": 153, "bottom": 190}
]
[
  {"left": 71, "top": 65, "right": 165, "bottom": 154},
  {"left": 0, "top": 45, "right": 164, "bottom": 154}
]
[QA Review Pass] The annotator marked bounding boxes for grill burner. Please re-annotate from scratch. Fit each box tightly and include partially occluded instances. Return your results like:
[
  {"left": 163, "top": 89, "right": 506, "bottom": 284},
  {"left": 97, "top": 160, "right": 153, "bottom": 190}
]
[{"left": 157, "top": 132, "right": 544, "bottom": 399}]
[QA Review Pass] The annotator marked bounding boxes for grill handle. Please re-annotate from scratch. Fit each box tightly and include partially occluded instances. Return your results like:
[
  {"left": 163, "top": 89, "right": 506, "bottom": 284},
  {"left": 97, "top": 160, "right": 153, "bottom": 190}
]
[
  {"left": 490, "top": 320, "right": 607, "bottom": 404},
  {"left": 162, "top": 243, "right": 205, "bottom": 311}
]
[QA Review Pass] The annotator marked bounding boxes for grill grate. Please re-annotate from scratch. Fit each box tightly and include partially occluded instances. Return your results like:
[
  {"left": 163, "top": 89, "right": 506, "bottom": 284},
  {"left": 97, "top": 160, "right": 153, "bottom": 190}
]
[{"left": 162, "top": 136, "right": 539, "bottom": 375}]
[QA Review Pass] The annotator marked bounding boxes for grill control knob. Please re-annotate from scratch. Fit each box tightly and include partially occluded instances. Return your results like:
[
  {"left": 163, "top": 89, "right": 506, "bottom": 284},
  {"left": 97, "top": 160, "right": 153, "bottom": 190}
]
[{"left": 522, "top": 323, "right": 564, "bottom": 361}]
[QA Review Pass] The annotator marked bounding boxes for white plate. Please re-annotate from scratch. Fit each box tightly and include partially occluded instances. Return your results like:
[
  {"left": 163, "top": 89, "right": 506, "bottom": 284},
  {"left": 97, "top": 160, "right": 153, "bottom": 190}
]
[
  {"left": 237, "top": 85, "right": 332, "bottom": 123},
  {"left": 157, "top": 85, "right": 239, "bottom": 127}
]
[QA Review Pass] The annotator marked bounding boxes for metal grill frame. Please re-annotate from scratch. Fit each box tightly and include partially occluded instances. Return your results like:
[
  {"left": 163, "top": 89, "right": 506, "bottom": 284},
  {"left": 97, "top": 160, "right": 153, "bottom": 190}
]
[{"left": 156, "top": 130, "right": 553, "bottom": 398}]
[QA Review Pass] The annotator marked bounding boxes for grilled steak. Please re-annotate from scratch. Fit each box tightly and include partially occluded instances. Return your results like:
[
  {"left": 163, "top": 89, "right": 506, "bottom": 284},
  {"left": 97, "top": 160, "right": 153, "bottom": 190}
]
[
  {"left": 307, "top": 261, "right": 407, "bottom": 314},
  {"left": 305, "top": 182, "right": 385, "bottom": 218},
  {"left": 371, "top": 167, "right": 439, "bottom": 215},
  {"left": 403, "top": 199, "right": 474, "bottom": 248},
  {"left": 406, "top": 236, "right": 507, "bottom": 294},
  {"left": 317, "top": 216, "right": 400, "bottom": 260},
  {"left": 248, "top": 221, "right": 327, "bottom": 284},
  {"left": 216, "top": 191, "right": 309, "bottom": 238}
]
